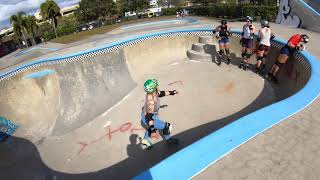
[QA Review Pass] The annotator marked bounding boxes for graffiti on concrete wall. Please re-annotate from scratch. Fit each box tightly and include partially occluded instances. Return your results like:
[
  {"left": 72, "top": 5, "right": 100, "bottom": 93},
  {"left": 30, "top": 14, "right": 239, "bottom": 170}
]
[
  {"left": 0, "top": 116, "right": 18, "bottom": 141},
  {"left": 276, "top": 0, "right": 301, "bottom": 27}
]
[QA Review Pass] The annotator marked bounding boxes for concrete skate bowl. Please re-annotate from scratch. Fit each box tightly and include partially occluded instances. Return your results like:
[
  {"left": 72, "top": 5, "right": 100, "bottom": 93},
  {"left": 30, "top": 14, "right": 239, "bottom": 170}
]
[{"left": 0, "top": 29, "right": 319, "bottom": 180}]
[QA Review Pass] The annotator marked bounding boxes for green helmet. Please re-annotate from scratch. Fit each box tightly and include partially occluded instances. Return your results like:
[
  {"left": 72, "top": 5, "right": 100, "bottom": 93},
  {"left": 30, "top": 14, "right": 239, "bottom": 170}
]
[{"left": 144, "top": 79, "right": 158, "bottom": 93}]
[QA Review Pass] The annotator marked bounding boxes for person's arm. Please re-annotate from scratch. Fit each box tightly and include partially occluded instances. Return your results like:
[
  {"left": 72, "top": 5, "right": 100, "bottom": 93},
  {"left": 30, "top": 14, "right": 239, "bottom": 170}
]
[
  {"left": 250, "top": 25, "right": 255, "bottom": 35},
  {"left": 214, "top": 26, "right": 220, "bottom": 39},
  {"left": 257, "top": 29, "right": 262, "bottom": 42},
  {"left": 157, "top": 90, "right": 178, "bottom": 97}
]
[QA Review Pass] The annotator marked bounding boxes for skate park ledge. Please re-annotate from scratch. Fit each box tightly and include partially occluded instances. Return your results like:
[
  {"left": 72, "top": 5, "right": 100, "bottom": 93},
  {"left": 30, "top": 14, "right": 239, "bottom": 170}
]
[{"left": 0, "top": 28, "right": 320, "bottom": 180}]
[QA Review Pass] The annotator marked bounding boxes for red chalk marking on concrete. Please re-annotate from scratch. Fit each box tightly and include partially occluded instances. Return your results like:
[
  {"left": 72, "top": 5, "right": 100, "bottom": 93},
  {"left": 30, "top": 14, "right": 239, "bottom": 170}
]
[
  {"left": 168, "top": 80, "right": 184, "bottom": 86},
  {"left": 77, "top": 122, "right": 148, "bottom": 155},
  {"left": 105, "top": 126, "right": 119, "bottom": 141},
  {"left": 119, "top": 122, "right": 132, "bottom": 132},
  {"left": 77, "top": 142, "right": 89, "bottom": 154}
]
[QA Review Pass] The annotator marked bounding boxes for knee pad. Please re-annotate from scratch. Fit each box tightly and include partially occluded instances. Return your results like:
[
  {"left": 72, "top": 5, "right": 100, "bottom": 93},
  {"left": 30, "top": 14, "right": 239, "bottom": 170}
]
[
  {"left": 246, "top": 52, "right": 252, "bottom": 59},
  {"left": 163, "top": 122, "right": 171, "bottom": 135},
  {"left": 219, "top": 50, "right": 224, "bottom": 56},
  {"left": 241, "top": 52, "right": 246, "bottom": 58},
  {"left": 225, "top": 49, "right": 230, "bottom": 55},
  {"left": 275, "top": 61, "right": 283, "bottom": 69}
]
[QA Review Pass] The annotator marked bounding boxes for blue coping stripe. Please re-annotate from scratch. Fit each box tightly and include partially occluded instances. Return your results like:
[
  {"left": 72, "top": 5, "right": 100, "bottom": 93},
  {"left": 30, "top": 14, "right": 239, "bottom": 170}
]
[
  {"left": 1, "top": 29, "right": 319, "bottom": 179},
  {"left": 0, "top": 27, "right": 212, "bottom": 79},
  {"left": 121, "top": 18, "right": 198, "bottom": 30},
  {"left": 15, "top": 47, "right": 60, "bottom": 57},
  {"left": 299, "top": 0, "right": 320, "bottom": 17},
  {"left": 133, "top": 32, "right": 320, "bottom": 179},
  {"left": 22, "top": 69, "right": 56, "bottom": 79}
]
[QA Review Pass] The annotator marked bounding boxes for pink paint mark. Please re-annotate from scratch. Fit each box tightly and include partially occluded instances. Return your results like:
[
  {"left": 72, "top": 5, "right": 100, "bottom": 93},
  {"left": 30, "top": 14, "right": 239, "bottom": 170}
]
[
  {"left": 105, "top": 126, "right": 119, "bottom": 141},
  {"left": 119, "top": 122, "right": 132, "bottom": 132},
  {"left": 77, "top": 142, "right": 89, "bottom": 154},
  {"left": 130, "top": 127, "right": 145, "bottom": 134},
  {"left": 168, "top": 80, "right": 184, "bottom": 86}
]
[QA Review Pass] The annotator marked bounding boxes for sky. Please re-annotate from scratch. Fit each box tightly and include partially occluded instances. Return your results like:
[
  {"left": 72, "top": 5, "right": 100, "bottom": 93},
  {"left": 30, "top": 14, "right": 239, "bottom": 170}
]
[{"left": 0, "top": 0, "right": 80, "bottom": 29}]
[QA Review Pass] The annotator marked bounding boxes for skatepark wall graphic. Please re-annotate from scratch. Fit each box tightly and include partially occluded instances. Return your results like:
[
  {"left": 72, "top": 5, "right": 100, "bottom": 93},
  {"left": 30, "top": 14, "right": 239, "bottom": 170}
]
[
  {"left": 0, "top": 29, "right": 320, "bottom": 179},
  {"left": 276, "top": 0, "right": 320, "bottom": 32}
]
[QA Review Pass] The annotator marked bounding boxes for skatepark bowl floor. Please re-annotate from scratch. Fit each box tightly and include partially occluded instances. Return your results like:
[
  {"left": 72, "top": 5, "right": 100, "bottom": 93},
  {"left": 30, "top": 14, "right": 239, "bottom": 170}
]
[{"left": 0, "top": 29, "right": 318, "bottom": 180}]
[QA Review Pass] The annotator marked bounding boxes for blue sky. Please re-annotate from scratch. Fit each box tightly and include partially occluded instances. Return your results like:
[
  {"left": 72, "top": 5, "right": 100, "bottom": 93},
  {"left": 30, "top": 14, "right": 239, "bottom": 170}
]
[{"left": 0, "top": 0, "right": 80, "bottom": 29}]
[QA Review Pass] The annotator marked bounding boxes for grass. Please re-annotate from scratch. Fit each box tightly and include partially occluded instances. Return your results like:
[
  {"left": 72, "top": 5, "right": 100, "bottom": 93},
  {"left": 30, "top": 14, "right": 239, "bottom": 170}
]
[{"left": 51, "top": 16, "right": 176, "bottom": 44}]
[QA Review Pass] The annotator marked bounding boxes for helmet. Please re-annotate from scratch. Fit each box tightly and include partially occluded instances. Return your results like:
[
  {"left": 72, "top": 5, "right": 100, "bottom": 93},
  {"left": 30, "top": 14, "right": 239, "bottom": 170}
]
[
  {"left": 144, "top": 79, "right": 158, "bottom": 93},
  {"left": 221, "top": 20, "right": 227, "bottom": 25},
  {"left": 261, "top": 19, "right": 269, "bottom": 27},
  {"left": 301, "top": 34, "right": 309, "bottom": 43},
  {"left": 246, "top": 16, "right": 253, "bottom": 23}
]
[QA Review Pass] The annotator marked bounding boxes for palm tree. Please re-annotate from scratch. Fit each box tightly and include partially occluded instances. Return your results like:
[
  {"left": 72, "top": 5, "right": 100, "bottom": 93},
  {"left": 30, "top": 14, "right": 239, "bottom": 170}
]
[
  {"left": 10, "top": 12, "right": 29, "bottom": 48},
  {"left": 40, "top": 0, "right": 61, "bottom": 38},
  {"left": 25, "top": 15, "right": 38, "bottom": 45}
]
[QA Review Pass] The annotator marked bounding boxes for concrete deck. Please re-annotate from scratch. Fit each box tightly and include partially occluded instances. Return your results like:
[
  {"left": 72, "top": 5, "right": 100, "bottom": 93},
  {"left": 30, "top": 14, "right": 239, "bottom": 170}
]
[{"left": 0, "top": 17, "right": 319, "bottom": 180}]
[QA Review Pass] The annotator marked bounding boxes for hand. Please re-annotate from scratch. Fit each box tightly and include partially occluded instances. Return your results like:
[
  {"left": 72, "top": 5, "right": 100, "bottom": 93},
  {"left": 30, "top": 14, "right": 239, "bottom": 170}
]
[
  {"left": 150, "top": 131, "right": 158, "bottom": 139},
  {"left": 299, "top": 44, "right": 306, "bottom": 51}
]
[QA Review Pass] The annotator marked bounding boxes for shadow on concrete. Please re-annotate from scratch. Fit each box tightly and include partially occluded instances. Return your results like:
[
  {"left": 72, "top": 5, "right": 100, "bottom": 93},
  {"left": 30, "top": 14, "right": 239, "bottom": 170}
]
[{"left": 0, "top": 81, "right": 275, "bottom": 180}]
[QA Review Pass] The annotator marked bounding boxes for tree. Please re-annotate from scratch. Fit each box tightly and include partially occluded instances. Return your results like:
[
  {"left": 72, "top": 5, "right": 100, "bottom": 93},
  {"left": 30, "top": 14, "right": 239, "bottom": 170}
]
[
  {"left": 25, "top": 15, "right": 38, "bottom": 45},
  {"left": 10, "top": 12, "right": 29, "bottom": 48},
  {"left": 40, "top": 0, "right": 61, "bottom": 38},
  {"left": 130, "top": 0, "right": 150, "bottom": 12},
  {"left": 75, "top": 0, "right": 116, "bottom": 23}
]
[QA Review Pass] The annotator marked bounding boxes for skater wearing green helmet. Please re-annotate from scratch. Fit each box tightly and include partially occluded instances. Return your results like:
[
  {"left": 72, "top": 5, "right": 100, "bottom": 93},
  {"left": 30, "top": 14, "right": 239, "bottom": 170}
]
[{"left": 140, "top": 79, "right": 179, "bottom": 149}]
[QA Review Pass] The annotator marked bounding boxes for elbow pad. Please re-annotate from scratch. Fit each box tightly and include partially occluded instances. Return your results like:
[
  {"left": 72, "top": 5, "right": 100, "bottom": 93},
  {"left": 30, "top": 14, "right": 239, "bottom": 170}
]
[
  {"left": 270, "top": 34, "right": 275, "bottom": 40},
  {"left": 158, "top": 91, "right": 166, "bottom": 97}
]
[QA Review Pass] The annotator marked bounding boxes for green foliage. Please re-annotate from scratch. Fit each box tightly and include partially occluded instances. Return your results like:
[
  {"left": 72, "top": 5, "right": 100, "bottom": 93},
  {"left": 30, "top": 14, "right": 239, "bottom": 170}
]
[
  {"left": 10, "top": 12, "right": 27, "bottom": 38},
  {"left": 75, "top": 0, "right": 116, "bottom": 23},
  {"left": 188, "top": 4, "right": 278, "bottom": 21},
  {"left": 57, "top": 15, "right": 80, "bottom": 36}
]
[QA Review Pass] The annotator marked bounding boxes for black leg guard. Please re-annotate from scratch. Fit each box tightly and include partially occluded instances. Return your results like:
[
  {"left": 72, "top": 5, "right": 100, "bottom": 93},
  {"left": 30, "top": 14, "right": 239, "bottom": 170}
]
[
  {"left": 219, "top": 50, "right": 224, "bottom": 56},
  {"left": 163, "top": 122, "right": 171, "bottom": 135},
  {"left": 225, "top": 49, "right": 230, "bottom": 55}
]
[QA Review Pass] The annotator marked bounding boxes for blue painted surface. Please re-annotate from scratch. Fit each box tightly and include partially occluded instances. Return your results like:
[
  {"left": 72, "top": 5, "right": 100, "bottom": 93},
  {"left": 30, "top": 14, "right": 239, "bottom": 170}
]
[
  {"left": 15, "top": 47, "right": 60, "bottom": 57},
  {"left": 0, "top": 28, "right": 212, "bottom": 79},
  {"left": 299, "top": 0, "right": 320, "bottom": 16},
  {"left": 22, "top": 69, "right": 56, "bottom": 79},
  {"left": 121, "top": 18, "right": 198, "bottom": 30},
  {"left": 134, "top": 34, "right": 320, "bottom": 180},
  {"left": 0, "top": 29, "right": 319, "bottom": 179},
  {"left": 0, "top": 116, "right": 18, "bottom": 141}
]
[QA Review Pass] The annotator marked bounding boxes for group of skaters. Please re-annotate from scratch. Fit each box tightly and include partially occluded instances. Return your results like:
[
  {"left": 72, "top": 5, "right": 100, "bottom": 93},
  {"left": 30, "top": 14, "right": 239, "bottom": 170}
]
[
  {"left": 214, "top": 16, "right": 309, "bottom": 83},
  {"left": 139, "top": 16, "right": 310, "bottom": 149}
]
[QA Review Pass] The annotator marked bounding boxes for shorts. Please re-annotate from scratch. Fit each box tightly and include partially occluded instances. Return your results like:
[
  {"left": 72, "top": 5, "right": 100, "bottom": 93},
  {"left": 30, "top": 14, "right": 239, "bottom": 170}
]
[
  {"left": 280, "top": 45, "right": 294, "bottom": 56},
  {"left": 242, "top": 38, "right": 254, "bottom": 48},
  {"left": 218, "top": 37, "right": 229, "bottom": 45},
  {"left": 258, "top": 44, "right": 270, "bottom": 52}
]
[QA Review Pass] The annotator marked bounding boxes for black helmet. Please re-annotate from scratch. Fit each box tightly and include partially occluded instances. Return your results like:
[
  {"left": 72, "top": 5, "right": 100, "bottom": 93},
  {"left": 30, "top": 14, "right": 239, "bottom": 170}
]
[
  {"left": 301, "top": 34, "right": 309, "bottom": 43},
  {"left": 246, "top": 16, "right": 253, "bottom": 23},
  {"left": 261, "top": 19, "right": 269, "bottom": 27},
  {"left": 221, "top": 20, "right": 227, "bottom": 25}
]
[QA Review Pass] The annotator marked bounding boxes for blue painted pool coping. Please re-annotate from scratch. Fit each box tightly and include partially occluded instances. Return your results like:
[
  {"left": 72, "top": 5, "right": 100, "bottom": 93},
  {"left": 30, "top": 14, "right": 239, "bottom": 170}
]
[
  {"left": 1, "top": 28, "right": 319, "bottom": 180},
  {"left": 299, "top": 0, "right": 320, "bottom": 17},
  {"left": 133, "top": 32, "right": 320, "bottom": 179},
  {"left": 121, "top": 18, "right": 198, "bottom": 30},
  {"left": 22, "top": 69, "right": 56, "bottom": 79},
  {"left": 15, "top": 47, "right": 60, "bottom": 57}
]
